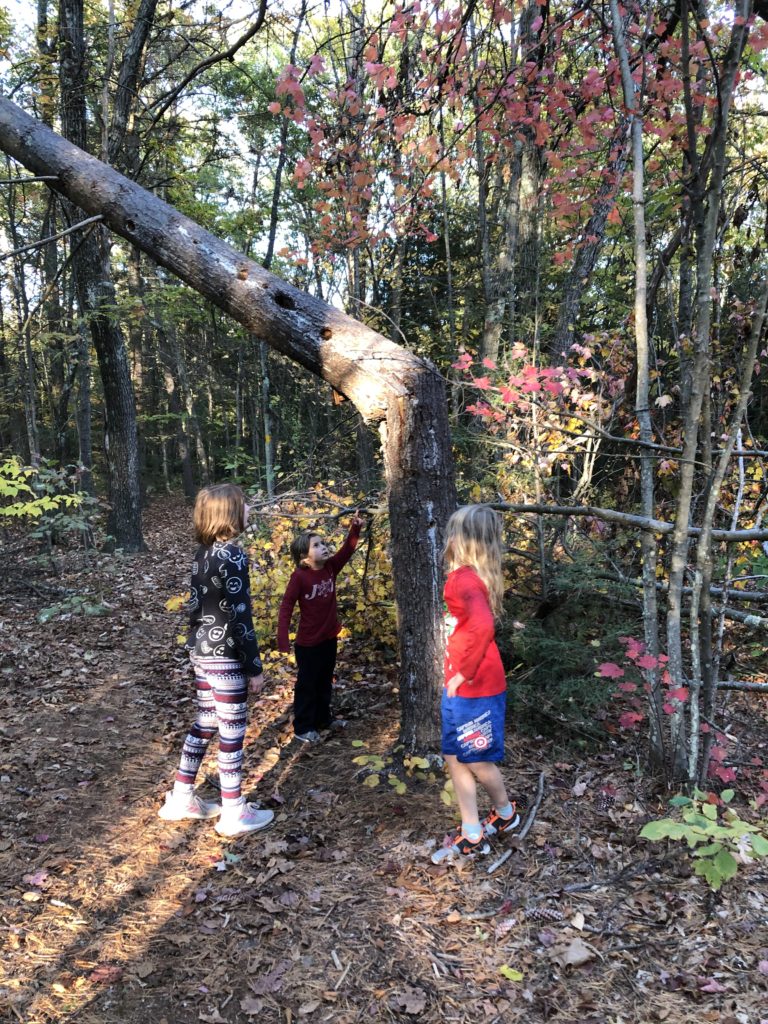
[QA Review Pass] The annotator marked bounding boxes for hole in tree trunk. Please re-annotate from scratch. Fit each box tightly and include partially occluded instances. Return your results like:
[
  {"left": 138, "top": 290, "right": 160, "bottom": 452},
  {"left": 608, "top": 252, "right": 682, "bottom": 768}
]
[{"left": 274, "top": 291, "right": 296, "bottom": 310}]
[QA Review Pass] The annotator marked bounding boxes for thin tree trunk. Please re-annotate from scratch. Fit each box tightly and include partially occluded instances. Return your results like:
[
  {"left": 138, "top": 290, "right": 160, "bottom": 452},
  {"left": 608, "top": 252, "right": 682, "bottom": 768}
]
[
  {"left": 664, "top": 3, "right": 752, "bottom": 779},
  {"left": 550, "top": 123, "right": 630, "bottom": 361},
  {"left": 59, "top": 0, "right": 144, "bottom": 550},
  {"left": 690, "top": 278, "right": 768, "bottom": 783},
  {"left": 610, "top": 0, "right": 664, "bottom": 767}
]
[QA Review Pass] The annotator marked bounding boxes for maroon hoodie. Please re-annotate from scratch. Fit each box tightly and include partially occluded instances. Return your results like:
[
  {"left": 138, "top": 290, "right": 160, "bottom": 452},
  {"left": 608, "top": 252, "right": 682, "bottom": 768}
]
[{"left": 277, "top": 523, "right": 361, "bottom": 651}]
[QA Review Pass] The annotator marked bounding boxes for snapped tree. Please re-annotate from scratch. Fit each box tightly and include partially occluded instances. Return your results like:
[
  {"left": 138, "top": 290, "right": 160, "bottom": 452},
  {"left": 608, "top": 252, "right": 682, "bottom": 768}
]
[{"left": 0, "top": 97, "right": 456, "bottom": 752}]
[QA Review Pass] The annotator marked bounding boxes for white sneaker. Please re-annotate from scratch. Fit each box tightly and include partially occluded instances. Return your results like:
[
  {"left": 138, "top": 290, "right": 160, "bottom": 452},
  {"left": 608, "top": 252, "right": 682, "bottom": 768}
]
[
  {"left": 158, "top": 790, "right": 221, "bottom": 821},
  {"left": 215, "top": 798, "right": 274, "bottom": 837}
]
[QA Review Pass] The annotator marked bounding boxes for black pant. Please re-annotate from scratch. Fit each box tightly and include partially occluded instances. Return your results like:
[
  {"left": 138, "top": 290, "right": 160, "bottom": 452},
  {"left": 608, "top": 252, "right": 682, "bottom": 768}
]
[{"left": 293, "top": 638, "right": 337, "bottom": 734}]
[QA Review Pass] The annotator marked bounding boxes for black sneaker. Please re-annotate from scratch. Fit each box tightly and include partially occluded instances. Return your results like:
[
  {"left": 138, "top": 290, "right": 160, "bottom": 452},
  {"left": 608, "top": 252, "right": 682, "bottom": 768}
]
[
  {"left": 482, "top": 804, "right": 521, "bottom": 836},
  {"left": 431, "top": 828, "right": 491, "bottom": 864}
]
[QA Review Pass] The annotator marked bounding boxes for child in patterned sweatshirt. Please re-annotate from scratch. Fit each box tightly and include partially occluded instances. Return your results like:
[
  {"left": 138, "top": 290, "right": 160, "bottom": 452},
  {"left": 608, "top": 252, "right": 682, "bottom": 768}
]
[{"left": 158, "top": 484, "right": 273, "bottom": 837}]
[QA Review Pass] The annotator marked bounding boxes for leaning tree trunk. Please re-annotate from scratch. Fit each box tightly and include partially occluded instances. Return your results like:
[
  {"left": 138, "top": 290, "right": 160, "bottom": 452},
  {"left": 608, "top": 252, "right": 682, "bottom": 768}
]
[{"left": 0, "top": 97, "right": 457, "bottom": 752}]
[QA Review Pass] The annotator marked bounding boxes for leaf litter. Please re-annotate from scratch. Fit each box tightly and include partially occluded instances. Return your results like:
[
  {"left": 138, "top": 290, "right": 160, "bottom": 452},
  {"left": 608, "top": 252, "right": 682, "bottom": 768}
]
[{"left": 0, "top": 495, "right": 767, "bottom": 1023}]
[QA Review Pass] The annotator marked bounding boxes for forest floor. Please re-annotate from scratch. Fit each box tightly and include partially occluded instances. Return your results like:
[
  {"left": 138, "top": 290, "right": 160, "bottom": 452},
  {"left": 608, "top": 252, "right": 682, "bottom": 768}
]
[{"left": 1, "top": 495, "right": 768, "bottom": 1024}]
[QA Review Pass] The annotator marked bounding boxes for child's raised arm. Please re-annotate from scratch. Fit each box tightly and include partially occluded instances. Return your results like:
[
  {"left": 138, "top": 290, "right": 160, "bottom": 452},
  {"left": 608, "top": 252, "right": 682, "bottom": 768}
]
[{"left": 326, "top": 511, "right": 363, "bottom": 573}]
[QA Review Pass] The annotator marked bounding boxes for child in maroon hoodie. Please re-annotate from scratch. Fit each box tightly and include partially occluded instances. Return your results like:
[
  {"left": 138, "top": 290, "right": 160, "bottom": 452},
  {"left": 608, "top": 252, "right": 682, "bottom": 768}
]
[{"left": 277, "top": 512, "right": 363, "bottom": 742}]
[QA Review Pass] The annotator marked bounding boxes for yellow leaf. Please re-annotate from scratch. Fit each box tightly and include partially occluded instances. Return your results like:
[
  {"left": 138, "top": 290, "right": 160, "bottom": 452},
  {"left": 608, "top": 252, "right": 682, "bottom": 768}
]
[
  {"left": 440, "top": 790, "right": 453, "bottom": 806},
  {"left": 165, "top": 592, "right": 189, "bottom": 612},
  {"left": 363, "top": 774, "right": 380, "bottom": 787},
  {"left": 499, "top": 965, "right": 523, "bottom": 982}
]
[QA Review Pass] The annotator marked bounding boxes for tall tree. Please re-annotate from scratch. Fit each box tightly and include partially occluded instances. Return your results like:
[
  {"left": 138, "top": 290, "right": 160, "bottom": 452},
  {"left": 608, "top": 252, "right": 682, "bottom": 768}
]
[{"left": 58, "top": 0, "right": 146, "bottom": 550}]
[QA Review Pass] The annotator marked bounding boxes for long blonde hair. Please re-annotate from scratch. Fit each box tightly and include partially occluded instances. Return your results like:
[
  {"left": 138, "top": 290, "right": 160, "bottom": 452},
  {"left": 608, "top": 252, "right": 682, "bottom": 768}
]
[
  {"left": 193, "top": 484, "right": 246, "bottom": 545},
  {"left": 444, "top": 504, "right": 504, "bottom": 617}
]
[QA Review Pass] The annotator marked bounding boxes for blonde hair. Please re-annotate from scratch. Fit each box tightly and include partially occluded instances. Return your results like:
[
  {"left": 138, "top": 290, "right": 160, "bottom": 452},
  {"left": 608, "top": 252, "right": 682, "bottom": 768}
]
[
  {"left": 444, "top": 505, "right": 504, "bottom": 617},
  {"left": 193, "top": 484, "right": 246, "bottom": 545}
]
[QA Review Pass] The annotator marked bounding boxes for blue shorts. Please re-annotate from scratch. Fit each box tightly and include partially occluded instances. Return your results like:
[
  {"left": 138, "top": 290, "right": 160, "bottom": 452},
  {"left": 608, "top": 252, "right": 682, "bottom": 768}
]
[{"left": 441, "top": 690, "right": 506, "bottom": 763}]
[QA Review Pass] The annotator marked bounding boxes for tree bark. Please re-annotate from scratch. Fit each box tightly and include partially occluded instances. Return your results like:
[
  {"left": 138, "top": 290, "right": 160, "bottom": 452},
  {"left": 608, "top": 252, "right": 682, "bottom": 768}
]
[
  {"left": 59, "top": 0, "right": 144, "bottom": 551},
  {"left": 0, "top": 97, "right": 457, "bottom": 751},
  {"left": 550, "top": 122, "right": 630, "bottom": 361},
  {"left": 610, "top": 0, "right": 664, "bottom": 767}
]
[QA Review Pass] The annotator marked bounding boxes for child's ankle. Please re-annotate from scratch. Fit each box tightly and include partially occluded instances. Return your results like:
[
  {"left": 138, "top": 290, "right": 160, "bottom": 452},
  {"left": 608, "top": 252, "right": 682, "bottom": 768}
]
[{"left": 462, "top": 821, "right": 483, "bottom": 842}]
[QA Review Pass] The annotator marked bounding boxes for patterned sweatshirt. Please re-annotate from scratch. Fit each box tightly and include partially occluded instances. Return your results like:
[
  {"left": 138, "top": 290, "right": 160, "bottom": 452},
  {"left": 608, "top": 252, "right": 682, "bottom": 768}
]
[
  {"left": 444, "top": 566, "right": 505, "bottom": 698},
  {"left": 277, "top": 523, "right": 361, "bottom": 651},
  {"left": 185, "top": 541, "right": 262, "bottom": 674}
]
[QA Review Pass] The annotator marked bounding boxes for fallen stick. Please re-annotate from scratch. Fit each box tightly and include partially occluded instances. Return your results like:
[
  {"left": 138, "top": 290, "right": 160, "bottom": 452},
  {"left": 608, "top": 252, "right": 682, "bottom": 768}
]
[{"left": 487, "top": 770, "right": 545, "bottom": 875}]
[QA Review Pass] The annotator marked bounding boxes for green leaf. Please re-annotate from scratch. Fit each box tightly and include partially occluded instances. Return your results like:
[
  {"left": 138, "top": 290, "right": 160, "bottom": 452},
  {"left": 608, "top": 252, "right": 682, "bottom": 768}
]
[
  {"left": 499, "top": 966, "right": 524, "bottom": 982},
  {"left": 701, "top": 803, "right": 718, "bottom": 821},
  {"left": 640, "top": 820, "right": 675, "bottom": 841},
  {"left": 693, "top": 858, "right": 722, "bottom": 890},
  {"left": 669, "top": 795, "right": 692, "bottom": 807},
  {"left": 713, "top": 848, "right": 738, "bottom": 882},
  {"left": 720, "top": 789, "right": 735, "bottom": 804},
  {"left": 362, "top": 774, "right": 380, "bottom": 788},
  {"left": 352, "top": 755, "right": 372, "bottom": 765},
  {"left": 351, "top": 740, "right": 367, "bottom": 748},
  {"left": 750, "top": 834, "right": 768, "bottom": 857},
  {"left": 694, "top": 842, "right": 723, "bottom": 857}
]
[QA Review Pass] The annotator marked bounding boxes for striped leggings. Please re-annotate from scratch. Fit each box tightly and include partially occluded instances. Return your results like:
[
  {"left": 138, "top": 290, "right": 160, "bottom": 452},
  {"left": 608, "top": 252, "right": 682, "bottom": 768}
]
[{"left": 174, "top": 657, "right": 248, "bottom": 803}]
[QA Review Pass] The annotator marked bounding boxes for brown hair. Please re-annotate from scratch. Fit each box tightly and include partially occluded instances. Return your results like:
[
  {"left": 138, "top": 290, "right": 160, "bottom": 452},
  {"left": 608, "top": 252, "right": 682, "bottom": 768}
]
[
  {"left": 444, "top": 504, "right": 504, "bottom": 617},
  {"left": 193, "top": 484, "right": 246, "bottom": 545},
  {"left": 290, "top": 530, "right": 321, "bottom": 567}
]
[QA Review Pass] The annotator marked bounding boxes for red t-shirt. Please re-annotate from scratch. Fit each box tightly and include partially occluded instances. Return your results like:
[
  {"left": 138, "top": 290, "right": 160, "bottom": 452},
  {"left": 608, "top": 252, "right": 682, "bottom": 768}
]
[
  {"left": 277, "top": 524, "right": 361, "bottom": 651},
  {"left": 444, "top": 566, "right": 506, "bottom": 698}
]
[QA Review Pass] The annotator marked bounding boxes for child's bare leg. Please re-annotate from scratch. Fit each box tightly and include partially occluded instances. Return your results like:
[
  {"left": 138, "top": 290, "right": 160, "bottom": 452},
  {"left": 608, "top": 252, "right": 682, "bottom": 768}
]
[
  {"left": 445, "top": 754, "right": 480, "bottom": 827},
  {"left": 469, "top": 761, "right": 509, "bottom": 810}
]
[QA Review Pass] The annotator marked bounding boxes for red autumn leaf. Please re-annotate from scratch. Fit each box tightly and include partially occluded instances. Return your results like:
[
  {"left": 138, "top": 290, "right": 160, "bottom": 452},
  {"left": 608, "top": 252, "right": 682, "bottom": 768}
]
[
  {"left": 635, "top": 654, "right": 658, "bottom": 670},
  {"left": 474, "top": 376, "right": 491, "bottom": 390},
  {"left": 481, "top": 357, "right": 497, "bottom": 369},
  {"left": 619, "top": 711, "right": 643, "bottom": 730},
  {"left": 667, "top": 687, "right": 689, "bottom": 702},
  {"left": 598, "top": 662, "right": 624, "bottom": 678},
  {"left": 662, "top": 702, "right": 675, "bottom": 715},
  {"left": 617, "top": 681, "right": 637, "bottom": 693}
]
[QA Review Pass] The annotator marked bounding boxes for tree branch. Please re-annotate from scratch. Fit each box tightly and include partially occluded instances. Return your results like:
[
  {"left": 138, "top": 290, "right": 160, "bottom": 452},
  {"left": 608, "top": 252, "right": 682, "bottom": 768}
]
[
  {"left": 148, "top": 0, "right": 269, "bottom": 123},
  {"left": 0, "top": 214, "right": 103, "bottom": 261},
  {"left": 491, "top": 502, "right": 768, "bottom": 542}
]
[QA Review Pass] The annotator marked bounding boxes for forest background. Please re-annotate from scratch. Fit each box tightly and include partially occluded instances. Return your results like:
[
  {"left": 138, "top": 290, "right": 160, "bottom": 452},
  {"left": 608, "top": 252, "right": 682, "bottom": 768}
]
[
  {"left": 4, "top": 2, "right": 768, "bottom": 1024},
  {"left": 2, "top": 1, "right": 768, "bottom": 1019}
]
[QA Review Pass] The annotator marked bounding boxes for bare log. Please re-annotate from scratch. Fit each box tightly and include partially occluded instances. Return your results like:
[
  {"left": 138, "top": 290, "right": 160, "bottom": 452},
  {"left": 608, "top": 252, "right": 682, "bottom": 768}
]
[{"left": 491, "top": 501, "right": 768, "bottom": 542}]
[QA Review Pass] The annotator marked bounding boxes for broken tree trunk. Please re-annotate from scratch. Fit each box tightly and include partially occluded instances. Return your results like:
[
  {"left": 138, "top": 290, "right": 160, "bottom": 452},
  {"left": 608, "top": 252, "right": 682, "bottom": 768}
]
[{"left": 0, "top": 96, "right": 456, "bottom": 751}]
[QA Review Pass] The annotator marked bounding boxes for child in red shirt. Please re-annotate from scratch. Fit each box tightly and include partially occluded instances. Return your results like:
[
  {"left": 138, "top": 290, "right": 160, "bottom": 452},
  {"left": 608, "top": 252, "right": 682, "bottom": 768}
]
[
  {"left": 277, "top": 512, "right": 363, "bottom": 742},
  {"left": 432, "top": 504, "right": 520, "bottom": 863}
]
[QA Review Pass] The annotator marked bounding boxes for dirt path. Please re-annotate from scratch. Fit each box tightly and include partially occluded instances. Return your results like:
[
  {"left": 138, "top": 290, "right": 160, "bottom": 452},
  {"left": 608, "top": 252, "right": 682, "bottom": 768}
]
[{"left": 2, "top": 497, "right": 767, "bottom": 1023}]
